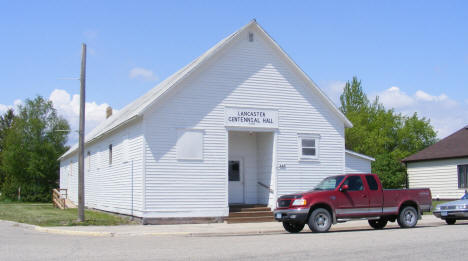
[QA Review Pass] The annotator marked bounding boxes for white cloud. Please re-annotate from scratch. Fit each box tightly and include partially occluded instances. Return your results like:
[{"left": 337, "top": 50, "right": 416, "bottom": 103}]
[
  {"left": 374, "top": 86, "right": 468, "bottom": 138},
  {"left": 377, "top": 86, "right": 414, "bottom": 108},
  {"left": 0, "top": 100, "right": 21, "bottom": 115},
  {"left": 2, "top": 89, "right": 114, "bottom": 145},
  {"left": 129, "top": 67, "right": 158, "bottom": 82},
  {"left": 0, "top": 104, "right": 9, "bottom": 115},
  {"left": 13, "top": 99, "right": 22, "bottom": 107},
  {"left": 49, "top": 89, "right": 116, "bottom": 145}
]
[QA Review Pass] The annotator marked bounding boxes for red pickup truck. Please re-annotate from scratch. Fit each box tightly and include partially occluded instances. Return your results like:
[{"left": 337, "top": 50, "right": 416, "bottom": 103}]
[{"left": 274, "top": 173, "right": 432, "bottom": 233}]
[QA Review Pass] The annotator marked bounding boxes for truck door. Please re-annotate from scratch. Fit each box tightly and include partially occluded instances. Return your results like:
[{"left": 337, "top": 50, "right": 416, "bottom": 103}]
[
  {"left": 335, "top": 175, "right": 370, "bottom": 218},
  {"left": 365, "top": 175, "right": 383, "bottom": 216}
]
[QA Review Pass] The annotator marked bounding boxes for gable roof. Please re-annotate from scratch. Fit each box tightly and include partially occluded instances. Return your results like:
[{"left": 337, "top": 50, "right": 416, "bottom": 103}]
[
  {"left": 345, "top": 150, "right": 375, "bottom": 162},
  {"left": 60, "top": 20, "right": 352, "bottom": 160},
  {"left": 402, "top": 125, "right": 468, "bottom": 163}
]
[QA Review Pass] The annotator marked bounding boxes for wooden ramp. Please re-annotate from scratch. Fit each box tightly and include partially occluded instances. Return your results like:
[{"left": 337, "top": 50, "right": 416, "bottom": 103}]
[
  {"left": 52, "top": 189, "right": 76, "bottom": 209},
  {"left": 225, "top": 204, "right": 274, "bottom": 223},
  {"left": 64, "top": 199, "right": 77, "bottom": 209}
]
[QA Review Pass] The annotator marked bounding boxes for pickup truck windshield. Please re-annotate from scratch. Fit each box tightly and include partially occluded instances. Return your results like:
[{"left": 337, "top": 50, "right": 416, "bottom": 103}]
[{"left": 312, "top": 175, "right": 345, "bottom": 191}]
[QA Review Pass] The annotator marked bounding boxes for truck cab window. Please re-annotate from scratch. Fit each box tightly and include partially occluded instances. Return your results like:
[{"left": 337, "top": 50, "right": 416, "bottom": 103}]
[
  {"left": 343, "top": 176, "right": 363, "bottom": 191},
  {"left": 365, "top": 175, "right": 379, "bottom": 190}
]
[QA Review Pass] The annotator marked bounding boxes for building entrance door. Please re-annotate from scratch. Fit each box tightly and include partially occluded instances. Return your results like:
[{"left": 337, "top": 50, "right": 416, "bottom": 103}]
[{"left": 228, "top": 158, "right": 244, "bottom": 204}]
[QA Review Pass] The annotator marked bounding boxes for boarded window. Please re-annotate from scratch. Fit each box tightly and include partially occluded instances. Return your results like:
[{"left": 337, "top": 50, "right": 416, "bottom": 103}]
[
  {"left": 177, "top": 130, "right": 204, "bottom": 160},
  {"left": 458, "top": 165, "right": 468, "bottom": 189}
]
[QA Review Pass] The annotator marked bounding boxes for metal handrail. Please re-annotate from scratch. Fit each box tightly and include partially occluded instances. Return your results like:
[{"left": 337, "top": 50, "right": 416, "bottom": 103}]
[{"left": 257, "top": 181, "right": 274, "bottom": 194}]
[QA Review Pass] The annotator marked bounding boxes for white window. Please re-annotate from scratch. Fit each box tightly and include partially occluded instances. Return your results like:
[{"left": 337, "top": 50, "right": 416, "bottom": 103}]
[
  {"left": 298, "top": 134, "right": 320, "bottom": 160},
  {"left": 176, "top": 129, "right": 204, "bottom": 160}
]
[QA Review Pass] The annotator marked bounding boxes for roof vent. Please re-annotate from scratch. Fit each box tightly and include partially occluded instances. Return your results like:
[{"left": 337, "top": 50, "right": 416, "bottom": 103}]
[
  {"left": 248, "top": 32, "right": 254, "bottom": 42},
  {"left": 106, "top": 106, "right": 113, "bottom": 119}
]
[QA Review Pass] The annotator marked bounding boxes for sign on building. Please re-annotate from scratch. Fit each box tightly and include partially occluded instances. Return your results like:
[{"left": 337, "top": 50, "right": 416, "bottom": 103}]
[{"left": 224, "top": 107, "right": 278, "bottom": 128}]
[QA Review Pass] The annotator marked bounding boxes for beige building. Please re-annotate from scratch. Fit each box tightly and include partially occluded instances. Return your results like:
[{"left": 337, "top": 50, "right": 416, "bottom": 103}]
[{"left": 403, "top": 126, "right": 468, "bottom": 200}]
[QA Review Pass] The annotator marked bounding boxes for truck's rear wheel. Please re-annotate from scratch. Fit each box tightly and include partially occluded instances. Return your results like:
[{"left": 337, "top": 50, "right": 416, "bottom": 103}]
[
  {"left": 397, "top": 206, "right": 418, "bottom": 228},
  {"left": 445, "top": 218, "right": 456, "bottom": 225},
  {"left": 282, "top": 221, "right": 305, "bottom": 233},
  {"left": 308, "top": 208, "right": 332, "bottom": 233},
  {"left": 368, "top": 218, "right": 388, "bottom": 229}
]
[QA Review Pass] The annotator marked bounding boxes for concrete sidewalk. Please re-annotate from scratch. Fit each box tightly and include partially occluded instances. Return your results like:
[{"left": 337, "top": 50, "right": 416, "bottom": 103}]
[{"left": 16, "top": 215, "right": 448, "bottom": 237}]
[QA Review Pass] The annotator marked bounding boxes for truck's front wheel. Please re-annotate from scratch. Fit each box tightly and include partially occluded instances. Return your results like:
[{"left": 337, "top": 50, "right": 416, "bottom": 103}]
[
  {"left": 308, "top": 208, "right": 332, "bottom": 233},
  {"left": 282, "top": 221, "right": 305, "bottom": 233},
  {"left": 368, "top": 218, "right": 388, "bottom": 229},
  {"left": 397, "top": 206, "right": 418, "bottom": 228}
]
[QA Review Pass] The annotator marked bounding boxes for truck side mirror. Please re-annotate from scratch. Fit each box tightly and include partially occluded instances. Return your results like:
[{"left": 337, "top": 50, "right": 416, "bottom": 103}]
[{"left": 340, "top": 184, "right": 349, "bottom": 192}]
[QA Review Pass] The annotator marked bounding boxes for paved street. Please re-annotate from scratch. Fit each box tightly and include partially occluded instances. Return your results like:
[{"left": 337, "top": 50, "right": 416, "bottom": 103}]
[{"left": 2, "top": 220, "right": 468, "bottom": 261}]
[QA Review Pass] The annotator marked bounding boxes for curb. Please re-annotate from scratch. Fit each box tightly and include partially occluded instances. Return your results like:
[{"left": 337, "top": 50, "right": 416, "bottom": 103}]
[
  {"left": 2, "top": 217, "right": 447, "bottom": 238},
  {"left": 34, "top": 226, "right": 114, "bottom": 237}
]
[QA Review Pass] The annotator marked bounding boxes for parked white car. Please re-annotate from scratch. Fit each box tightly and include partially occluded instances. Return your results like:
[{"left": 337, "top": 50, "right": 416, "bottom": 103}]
[{"left": 433, "top": 192, "right": 468, "bottom": 224}]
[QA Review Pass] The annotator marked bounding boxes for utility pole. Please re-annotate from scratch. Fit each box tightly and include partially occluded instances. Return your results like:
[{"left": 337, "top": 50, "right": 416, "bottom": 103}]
[{"left": 78, "top": 43, "right": 86, "bottom": 222}]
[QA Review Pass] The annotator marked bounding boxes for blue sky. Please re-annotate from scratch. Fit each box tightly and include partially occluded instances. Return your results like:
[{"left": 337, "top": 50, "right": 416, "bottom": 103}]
[{"left": 1, "top": 1, "right": 467, "bottom": 142}]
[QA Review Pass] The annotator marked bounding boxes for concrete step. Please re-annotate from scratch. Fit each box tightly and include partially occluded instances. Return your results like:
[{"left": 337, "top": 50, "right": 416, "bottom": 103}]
[
  {"left": 225, "top": 216, "right": 276, "bottom": 224},
  {"left": 228, "top": 211, "right": 274, "bottom": 218}
]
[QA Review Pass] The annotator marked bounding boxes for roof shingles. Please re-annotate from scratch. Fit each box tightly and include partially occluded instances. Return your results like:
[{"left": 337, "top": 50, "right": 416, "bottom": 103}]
[{"left": 402, "top": 126, "right": 468, "bottom": 163}]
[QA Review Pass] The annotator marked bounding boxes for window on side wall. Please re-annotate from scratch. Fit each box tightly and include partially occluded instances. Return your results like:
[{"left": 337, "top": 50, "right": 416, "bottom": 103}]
[
  {"left": 298, "top": 134, "right": 320, "bottom": 160},
  {"left": 87, "top": 151, "right": 91, "bottom": 171},
  {"left": 176, "top": 129, "right": 204, "bottom": 160},
  {"left": 458, "top": 165, "right": 468, "bottom": 188},
  {"left": 108, "top": 144, "right": 113, "bottom": 166}
]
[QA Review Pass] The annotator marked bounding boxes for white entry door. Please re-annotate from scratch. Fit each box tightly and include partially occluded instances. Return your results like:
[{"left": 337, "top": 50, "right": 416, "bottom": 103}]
[{"left": 228, "top": 158, "right": 244, "bottom": 204}]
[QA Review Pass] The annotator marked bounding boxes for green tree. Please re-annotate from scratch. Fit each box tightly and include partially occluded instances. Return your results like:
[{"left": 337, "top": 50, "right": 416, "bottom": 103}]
[
  {"left": 340, "top": 76, "right": 369, "bottom": 115},
  {"left": 339, "top": 76, "right": 437, "bottom": 188},
  {"left": 0, "top": 109, "right": 16, "bottom": 189},
  {"left": 1, "top": 96, "right": 69, "bottom": 201}
]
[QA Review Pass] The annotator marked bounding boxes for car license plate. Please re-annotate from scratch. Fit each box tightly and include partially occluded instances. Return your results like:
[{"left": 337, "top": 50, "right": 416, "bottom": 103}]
[
  {"left": 276, "top": 213, "right": 282, "bottom": 219},
  {"left": 441, "top": 211, "right": 448, "bottom": 216}
]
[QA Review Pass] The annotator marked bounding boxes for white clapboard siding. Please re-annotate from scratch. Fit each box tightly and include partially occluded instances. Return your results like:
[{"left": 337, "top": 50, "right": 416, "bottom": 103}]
[
  {"left": 59, "top": 120, "right": 144, "bottom": 216},
  {"left": 407, "top": 157, "right": 468, "bottom": 199},
  {"left": 345, "top": 151, "right": 373, "bottom": 173},
  {"left": 142, "top": 26, "right": 345, "bottom": 217}
]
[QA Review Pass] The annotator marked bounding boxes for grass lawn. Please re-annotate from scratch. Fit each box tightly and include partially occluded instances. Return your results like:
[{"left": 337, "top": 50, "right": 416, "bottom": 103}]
[{"left": 0, "top": 201, "right": 136, "bottom": 226}]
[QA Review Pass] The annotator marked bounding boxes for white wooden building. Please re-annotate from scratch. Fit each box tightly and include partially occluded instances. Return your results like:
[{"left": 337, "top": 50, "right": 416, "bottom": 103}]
[
  {"left": 403, "top": 126, "right": 468, "bottom": 200},
  {"left": 345, "top": 150, "right": 375, "bottom": 174},
  {"left": 59, "top": 20, "right": 373, "bottom": 223}
]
